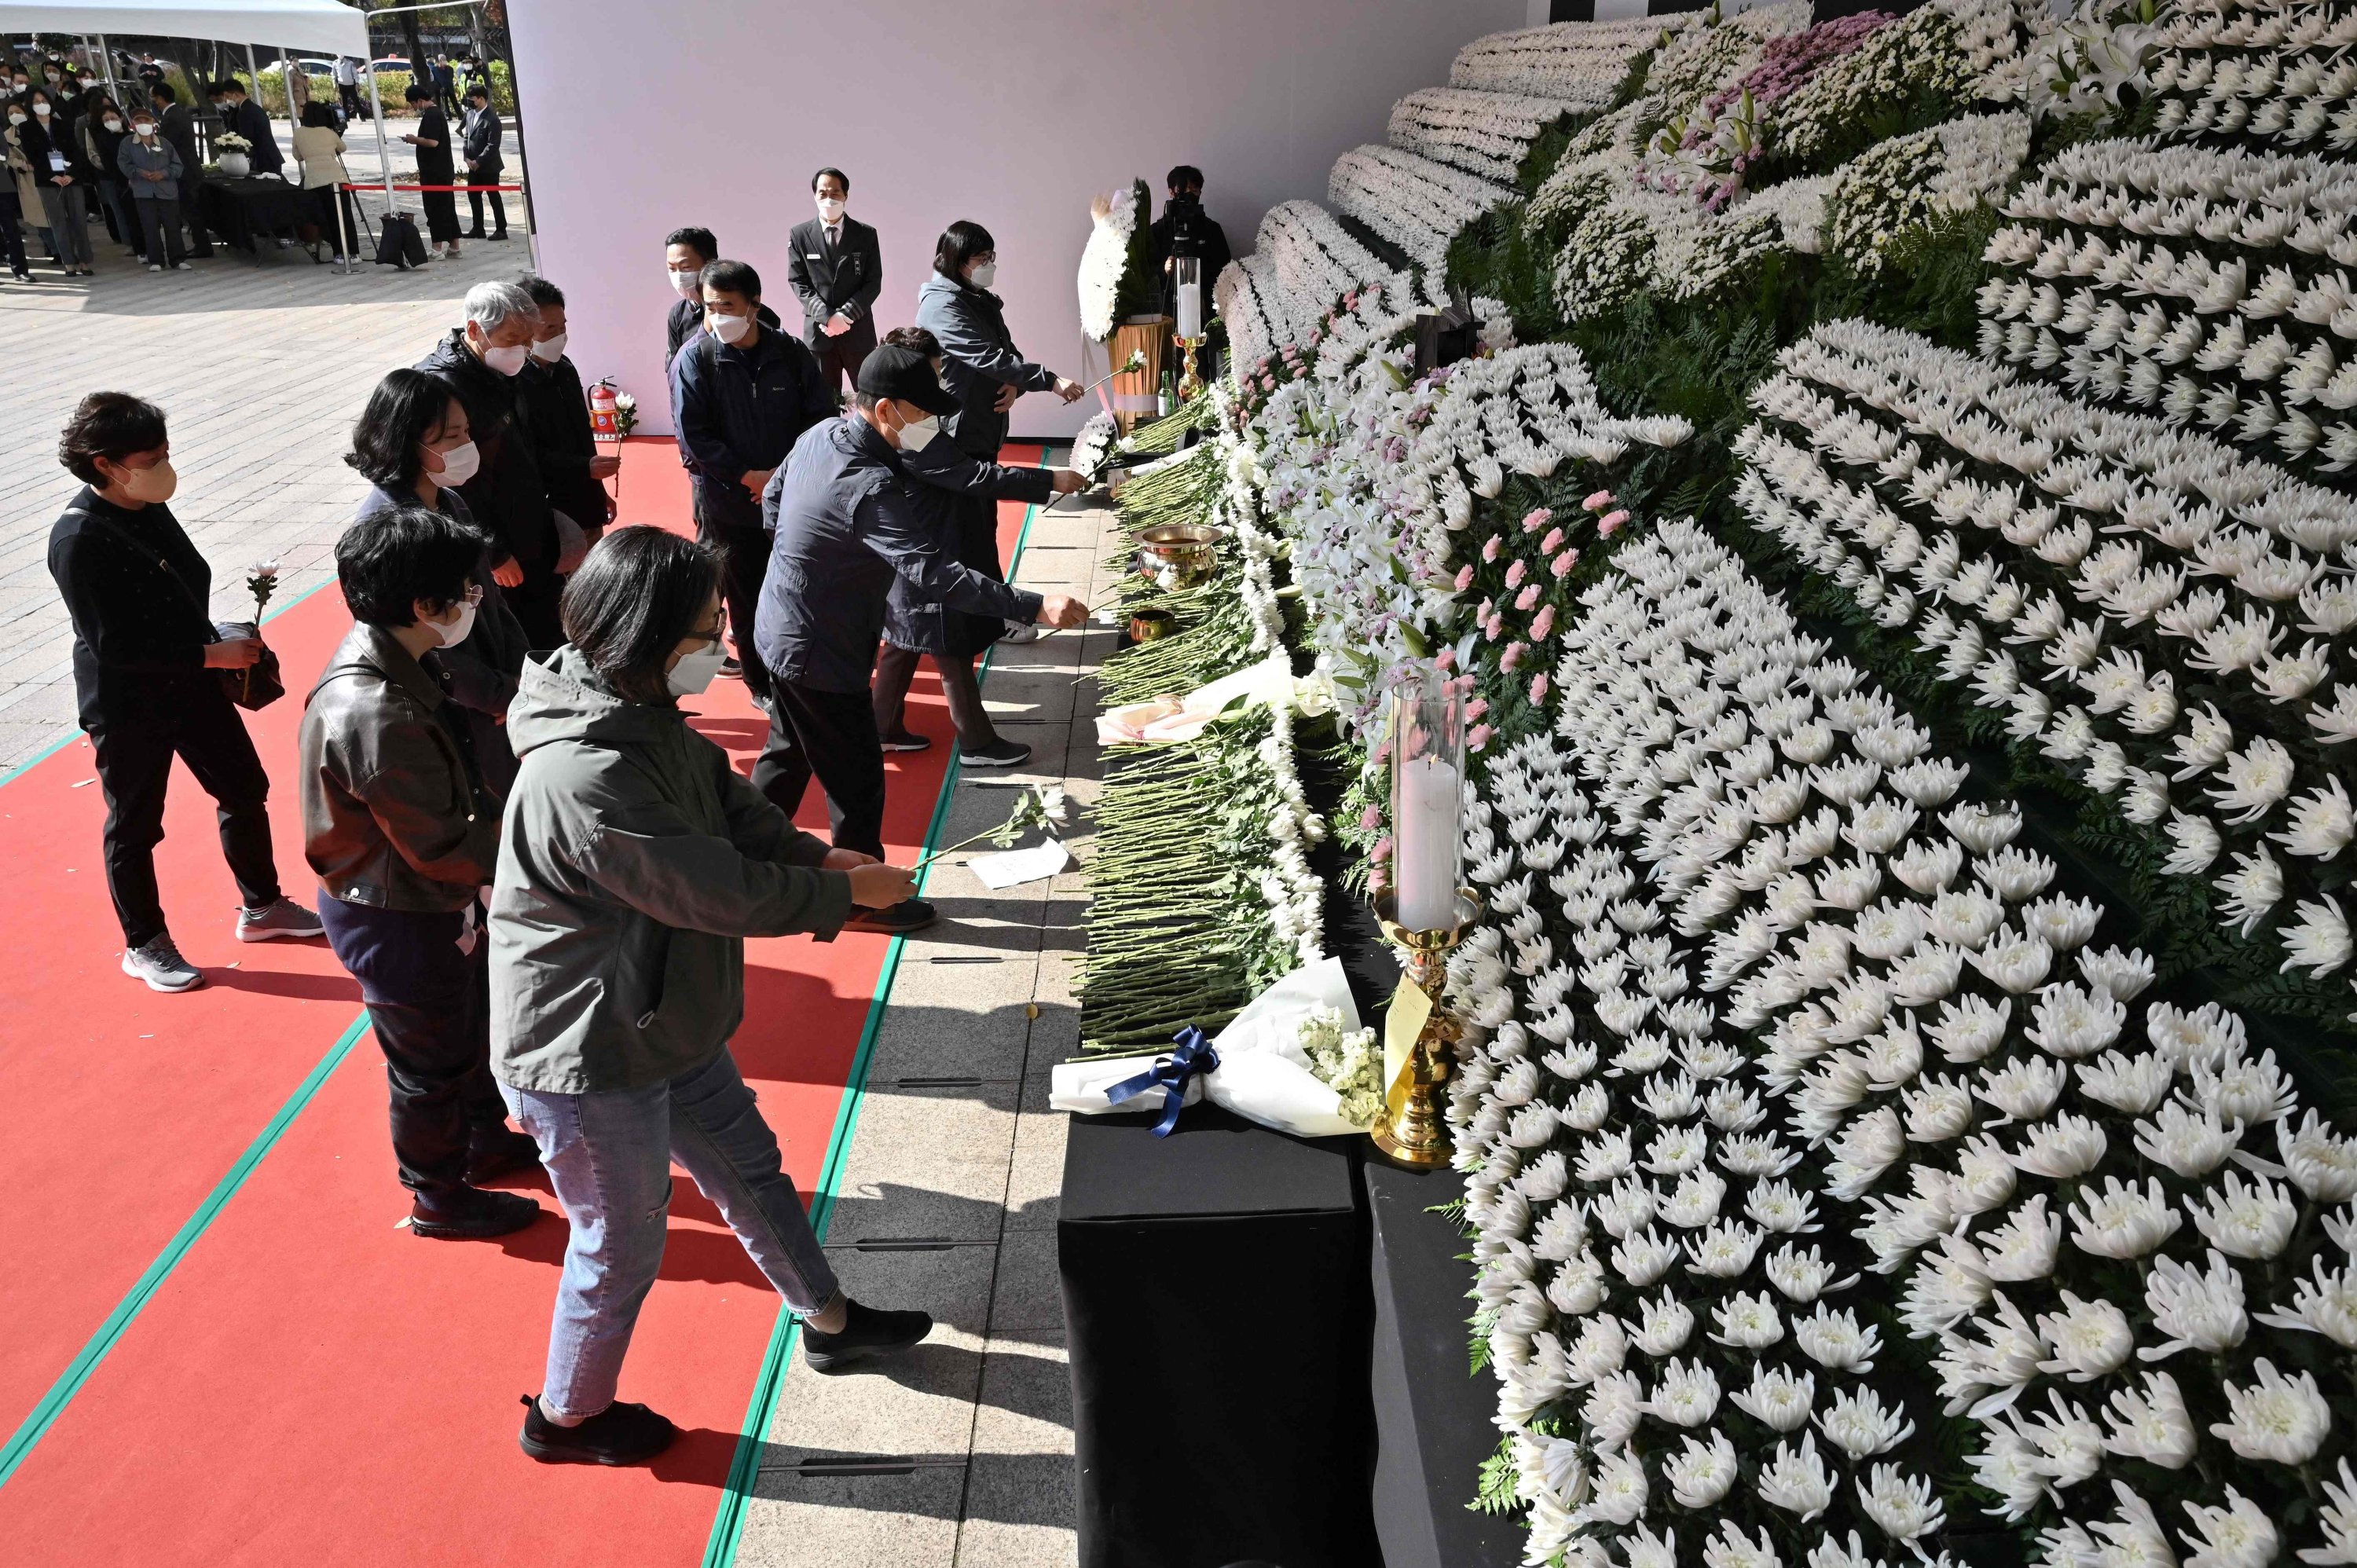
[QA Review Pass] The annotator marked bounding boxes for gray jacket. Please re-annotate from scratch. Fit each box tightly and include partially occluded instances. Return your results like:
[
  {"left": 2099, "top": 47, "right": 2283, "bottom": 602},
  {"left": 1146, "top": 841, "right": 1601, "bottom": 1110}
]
[
  {"left": 489, "top": 647, "right": 854, "bottom": 1094},
  {"left": 913, "top": 271, "right": 1059, "bottom": 458},
  {"left": 115, "top": 131, "right": 181, "bottom": 188}
]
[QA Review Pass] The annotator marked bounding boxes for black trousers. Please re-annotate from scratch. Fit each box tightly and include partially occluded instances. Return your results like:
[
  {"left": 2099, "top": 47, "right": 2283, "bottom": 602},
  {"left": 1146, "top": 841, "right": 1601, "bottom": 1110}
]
[
  {"left": 810, "top": 328, "right": 871, "bottom": 398},
  {"left": 873, "top": 642, "right": 997, "bottom": 749},
  {"left": 317, "top": 895, "right": 508, "bottom": 1203},
  {"left": 338, "top": 82, "right": 365, "bottom": 120},
  {"left": 695, "top": 484, "right": 773, "bottom": 702},
  {"left": 420, "top": 186, "right": 461, "bottom": 244},
  {"left": 86, "top": 684, "right": 281, "bottom": 948},
  {"left": 308, "top": 184, "right": 360, "bottom": 258},
  {"left": 506, "top": 561, "right": 566, "bottom": 651},
  {"left": 466, "top": 179, "right": 507, "bottom": 239},
  {"left": 752, "top": 680, "right": 887, "bottom": 860}
]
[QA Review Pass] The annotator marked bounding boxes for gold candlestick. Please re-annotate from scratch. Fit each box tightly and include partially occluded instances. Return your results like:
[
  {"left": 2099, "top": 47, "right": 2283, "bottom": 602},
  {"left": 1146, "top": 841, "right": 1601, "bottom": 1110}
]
[
  {"left": 1175, "top": 334, "right": 1206, "bottom": 402},
  {"left": 1371, "top": 888, "right": 1479, "bottom": 1169}
]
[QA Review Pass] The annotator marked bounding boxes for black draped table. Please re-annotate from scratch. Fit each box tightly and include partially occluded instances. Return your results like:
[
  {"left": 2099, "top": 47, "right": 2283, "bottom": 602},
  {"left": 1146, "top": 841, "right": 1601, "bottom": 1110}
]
[
  {"left": 196, "top": 176, "right": 310, "bottom": 258},
  {"left": 1059, "top": 1105, "right": 1376, "bottom": 1568}
]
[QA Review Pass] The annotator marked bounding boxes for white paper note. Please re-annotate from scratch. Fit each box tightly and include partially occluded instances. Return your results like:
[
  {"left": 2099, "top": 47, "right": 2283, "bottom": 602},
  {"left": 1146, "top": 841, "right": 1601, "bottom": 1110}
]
[{"left": 969, "top": 838, "right": 1072, "bottom": 889}]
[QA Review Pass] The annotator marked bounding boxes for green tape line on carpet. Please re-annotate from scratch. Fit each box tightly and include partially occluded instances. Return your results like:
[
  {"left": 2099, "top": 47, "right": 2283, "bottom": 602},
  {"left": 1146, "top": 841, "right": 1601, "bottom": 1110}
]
[
  {"left": 701, "top": 452, "right": 1059, "bottom": 1568},
  {"left": 0, "top": 1007, "right": 372, "bottom": 1490}
]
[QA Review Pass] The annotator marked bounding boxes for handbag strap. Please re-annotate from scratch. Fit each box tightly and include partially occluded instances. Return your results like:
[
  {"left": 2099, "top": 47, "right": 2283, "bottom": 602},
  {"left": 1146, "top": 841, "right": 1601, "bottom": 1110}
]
[{"left": 61, "top": 503, "right": 221, "bottom": 640}]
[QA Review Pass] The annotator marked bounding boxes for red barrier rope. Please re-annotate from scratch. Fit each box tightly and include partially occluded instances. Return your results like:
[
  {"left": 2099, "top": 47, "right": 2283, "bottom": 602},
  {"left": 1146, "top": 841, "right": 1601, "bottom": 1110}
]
[{"left": 339, "top": 182, "right": 526, "bottom": 192}]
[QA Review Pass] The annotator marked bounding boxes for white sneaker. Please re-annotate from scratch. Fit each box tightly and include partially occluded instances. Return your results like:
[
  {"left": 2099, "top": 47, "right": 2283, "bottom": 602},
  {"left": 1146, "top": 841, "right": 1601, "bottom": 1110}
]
[
  {"left": 174, "top": 262, "right": 193, "bottom": 271},
  {"left": 148, "top": 263, "right": 163, "bottom": 273},
  {"left": 236, "top": 896, "right": 326, "bottom": 942},
  {"left": 999, "top": 621, "right": 1047, "bottom": 643},
  {"left": 124, "top": 933, "right": 204, "bottom": 991}
]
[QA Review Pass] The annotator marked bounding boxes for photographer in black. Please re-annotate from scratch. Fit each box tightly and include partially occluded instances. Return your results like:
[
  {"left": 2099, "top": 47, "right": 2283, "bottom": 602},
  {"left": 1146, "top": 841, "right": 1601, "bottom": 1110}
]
[{"left": 1149, "top": 165, "right": 1232, "bottom": 384}]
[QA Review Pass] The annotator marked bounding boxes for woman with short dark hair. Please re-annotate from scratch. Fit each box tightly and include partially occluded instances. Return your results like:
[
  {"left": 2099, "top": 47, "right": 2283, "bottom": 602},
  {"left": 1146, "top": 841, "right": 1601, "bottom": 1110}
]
[
  {"left": 491, "top": 526, "right": 931, "bottom": 1467},
  {"left": 17, "top": 86, "right": 94, "bottom": 274},
  {"left": 292, "top": 98, "right": 357, "bottom": 264},
  {"left": 346, "top": 367, "right": 531, "bottom": 796},
  {"left": 913, "top": 218, "right": 1086, "bottom": 680},
  {"left": 299, "top": 504, "right": 545, "bottom": 1240},
  {"left": 398, "top": 80, "right": 460, "bottom": 258},
  {"left": 47, "top": 392, "right": 321, "bottom": 992}
]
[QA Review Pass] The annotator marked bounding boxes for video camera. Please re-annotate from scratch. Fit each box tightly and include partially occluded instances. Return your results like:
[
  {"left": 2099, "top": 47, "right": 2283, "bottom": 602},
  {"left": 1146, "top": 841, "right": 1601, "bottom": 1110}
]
[{"left": 1163, "top": 191, "right": 1208, "bottom": 261}]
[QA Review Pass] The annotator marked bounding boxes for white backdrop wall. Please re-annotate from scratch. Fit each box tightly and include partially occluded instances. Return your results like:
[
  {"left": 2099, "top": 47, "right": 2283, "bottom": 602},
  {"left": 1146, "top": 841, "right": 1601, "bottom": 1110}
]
[{"left": 508, "top": 0, "right": 1526, "bottom": 439}]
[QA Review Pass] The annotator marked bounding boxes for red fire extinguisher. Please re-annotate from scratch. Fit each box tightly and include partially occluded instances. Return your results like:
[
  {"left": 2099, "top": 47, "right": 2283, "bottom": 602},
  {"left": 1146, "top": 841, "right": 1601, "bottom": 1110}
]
[{"left": 589, "top": 379, "right": 621, "bottom": 438}]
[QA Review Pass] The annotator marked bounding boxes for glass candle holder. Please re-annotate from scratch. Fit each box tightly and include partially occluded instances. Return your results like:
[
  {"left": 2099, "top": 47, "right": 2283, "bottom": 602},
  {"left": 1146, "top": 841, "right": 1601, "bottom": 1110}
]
[{"left": 1388, "top": 665, "right": 1464, "bottom": 936}]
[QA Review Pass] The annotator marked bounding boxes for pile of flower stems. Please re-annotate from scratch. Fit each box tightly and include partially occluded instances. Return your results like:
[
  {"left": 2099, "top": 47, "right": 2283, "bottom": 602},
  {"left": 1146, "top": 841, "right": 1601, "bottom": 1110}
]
[
  {"left": 1078, "top": 441, "right": 1281, "bottom": 1050},
  {"left": 1115, "top": 391, "right": 1215, "bottom": 460}
]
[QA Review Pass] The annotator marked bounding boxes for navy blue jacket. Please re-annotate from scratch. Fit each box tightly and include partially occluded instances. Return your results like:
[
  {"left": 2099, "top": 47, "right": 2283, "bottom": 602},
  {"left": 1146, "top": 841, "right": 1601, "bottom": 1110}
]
[
  {"left": 755, "top": 418, "right": 1044, "bottom": 692},
  {"left": 669, "top": 323, "right": 834, "bottom": 515},
  {"left": 883, "top": 443, "right": 1053, "bottom": 654},
  {"left": 913, "top": 271, "right": 1058, "bottom": 459},
  {"left": 416, "top": 328, "right": 557, "bottom": 570},
  {"left": 224, "top": 96, "right": 282, "bottom": 173}
]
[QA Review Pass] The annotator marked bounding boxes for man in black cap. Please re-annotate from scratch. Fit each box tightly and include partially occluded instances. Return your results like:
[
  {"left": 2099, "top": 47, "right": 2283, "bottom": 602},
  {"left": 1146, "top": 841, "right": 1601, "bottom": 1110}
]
[{"left": 752, "top": 345, "right": 1085, "bottom": 934}]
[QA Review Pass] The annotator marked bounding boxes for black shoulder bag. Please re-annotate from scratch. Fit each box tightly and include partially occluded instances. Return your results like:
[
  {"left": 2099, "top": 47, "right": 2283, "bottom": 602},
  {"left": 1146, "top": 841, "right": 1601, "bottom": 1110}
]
[{"left": 64, "top": 505, "right": 285, "bottom": 711}]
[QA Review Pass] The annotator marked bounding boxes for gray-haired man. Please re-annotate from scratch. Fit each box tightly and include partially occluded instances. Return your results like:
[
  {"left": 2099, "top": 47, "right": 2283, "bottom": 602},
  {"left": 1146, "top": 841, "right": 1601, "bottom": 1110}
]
[{"left": 416, "top": 280, "right": 566, "bottom": 647}]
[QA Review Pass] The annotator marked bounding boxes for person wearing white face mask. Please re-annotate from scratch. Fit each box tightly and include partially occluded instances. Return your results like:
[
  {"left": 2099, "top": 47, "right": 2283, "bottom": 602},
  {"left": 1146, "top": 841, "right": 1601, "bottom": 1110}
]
[
  {"left": 416, "top": 280, "right": 569, "bottom": 647},
  {"left": 300, "top": 504, "right": 548, "bottom": 1242},
  {"left": 786, "top": 167, "right": 882, "bottom": 396},
  {"left": 115, "top": 104, "right": 190, "bottom": 270},
  {"left": 347, "top": 367, "right": 532, "bottom": 798},
  {"left": 517, "top": 274, "right": 619, "bottom": 577},
  {"left": 913, "top": 219, "right": 1085, "bottom": 653},
  {"left": 18, "top": 88, "right": 94, "bottom": 274},
  {"left": 669, "top": 258, "right": 834, "bottom": 712},
  {"left": 749, "top": 345, "right": 1086, "bottom": 932},
  {"left": 49, "top": 393, "right": 323, "bottom": 995}
]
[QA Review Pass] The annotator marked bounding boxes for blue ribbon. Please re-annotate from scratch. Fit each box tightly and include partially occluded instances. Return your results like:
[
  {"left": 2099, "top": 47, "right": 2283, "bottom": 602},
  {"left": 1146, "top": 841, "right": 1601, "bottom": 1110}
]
[{"left": 1104, "top": 1026, "right": 1220, "bottom": 1137}]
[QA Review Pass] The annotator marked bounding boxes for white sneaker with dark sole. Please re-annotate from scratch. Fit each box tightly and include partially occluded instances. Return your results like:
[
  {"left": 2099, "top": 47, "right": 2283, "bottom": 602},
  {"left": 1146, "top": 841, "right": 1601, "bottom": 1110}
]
[
  {"left": 124, "top": 934, "right": 204, "bottom": 991},
  {"left": 236, "top": 896, "right": 326, "bottom": 942}
]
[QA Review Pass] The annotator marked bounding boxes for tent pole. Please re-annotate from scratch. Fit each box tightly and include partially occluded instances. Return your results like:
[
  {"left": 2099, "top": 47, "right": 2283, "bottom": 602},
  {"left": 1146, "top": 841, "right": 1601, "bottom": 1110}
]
[
  {"left": 94, "top": 31, "right": 122, "bottom": 106},
  {"left": 365, "top": 63, "right": 397, "bottom": 225}
]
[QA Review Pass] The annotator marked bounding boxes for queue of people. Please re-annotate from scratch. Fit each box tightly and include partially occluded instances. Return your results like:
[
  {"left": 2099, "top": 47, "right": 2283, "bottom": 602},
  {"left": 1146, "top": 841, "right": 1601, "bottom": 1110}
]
[{"left": 42, "top": 186, "right": 1104, "bottom": 1459}]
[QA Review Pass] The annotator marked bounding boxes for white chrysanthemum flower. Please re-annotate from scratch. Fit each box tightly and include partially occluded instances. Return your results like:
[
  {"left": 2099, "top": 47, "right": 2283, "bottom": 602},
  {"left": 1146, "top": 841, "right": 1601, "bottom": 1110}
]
[
  {"left": 1928, "top": 993, "right": 2011, "bottom": 1062},
  {"left": 1977, "top": 1057, "right": 2069, "bottom": 1123},
  {"left": 2192, "top": 1169, "right": 2300, "bottom": 1259},
  {"left": 1730, "top": 1364, "right": 1816, "bottom": 1432},
  {"left": 2011, "top": 1114, "right": 2109, "bottom": 1180},
  {"left": 2101, "top": 1370, "right": 2198, "bottom": 1470},
  {"left": 1629, "top": 1290, "right": 1695, "bottom": 1357},
  {"left": 2179, "top": 1487, "right": 2279, "bottom": 1568},
  {"left": 2133, "top": 1098, "right": 2242, "bottom": 1178},
  {"left": 2080, "top": 1050, "right": 2174, "bottom": 1115},
  {"left": 2282, "top": 896, "right": 2355, "bottom": 978},
  {"left": 2300, "top": 1457, "right": 2357, "bottom": 1566},
  {"left": 1758, "top": 1433, "right": 1838, "bottom": 1522},
  {"left": 2011, "top": 1392, "right": 2105, "bottom": 1489},
  {"left": 1581, "top": 1371, "right": 1644, "bottom": 1449},
  {"left": 1856, "top": 1464, "right": 1944, "bottom": 1543},
  {"left": 1662, "top": 1431, "right": 1739, "bottom": 1510},
  {"left": 1644, "top": 1357, "right": 1722, "bottom": 1428},
  {"left": 2069, "top": 1176, "right": 2183, "bottom": 1258},
  {"left": 1980, "top": 1193, "right": 2066, "bottom": 1281},
  {"left": 1565, "top": 1314, "right": 1630, "bottom": 1387},
  {"left": 1805, "top": 1532, "right": 1886, "bottom": 1568},
  {"left": 1702, "top": 1522, "right": 1783, "bottom": 1568},
  {"left": 2210, "top": 1358, "right": 2331, "bottom": 1467},
  {"left": 1613, "top": 1227, "right": 1681, "bottom": 1287},
  {"left": 1622, "top": 1522, "right": 1676, "bottom": 1568},
  {"left": 2036, "top": 1291, "right": 2134, "bottom": 1381},
  {"left": 1791, "top": 1303, "right": 1879, "bottom": 1372},
  {"left": 1582, "top": 1446, "right": 1649, "bottom": 1527},
  {"left": 1765, "top": 1243, "right": 1853, "bottom": 1304},
  {"left": 1816, "top": 1386, "right": 1912, "bottom": 1461},
  {"left": 2256, "top": 1253, "right": 2357, "bottom": 1349},
  {"left": 2143, "top": 1249, "right": 2249, "bottom": 1358}
]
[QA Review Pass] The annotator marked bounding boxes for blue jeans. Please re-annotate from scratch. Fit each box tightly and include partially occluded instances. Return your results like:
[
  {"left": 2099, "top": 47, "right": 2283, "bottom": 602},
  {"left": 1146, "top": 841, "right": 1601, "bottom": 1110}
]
[{"left": 500, "top": 1050, "right": 841, "bottom": 1420}]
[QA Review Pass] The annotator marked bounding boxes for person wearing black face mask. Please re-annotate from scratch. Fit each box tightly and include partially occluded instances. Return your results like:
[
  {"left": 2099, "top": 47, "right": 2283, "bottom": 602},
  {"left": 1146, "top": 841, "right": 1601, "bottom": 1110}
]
[{"left": 48, "top": 393, "right": 323, "bottom": 994}]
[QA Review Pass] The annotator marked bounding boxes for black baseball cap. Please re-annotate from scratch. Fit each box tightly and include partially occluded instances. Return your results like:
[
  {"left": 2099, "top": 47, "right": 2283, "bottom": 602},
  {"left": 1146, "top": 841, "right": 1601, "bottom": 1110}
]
[{"left": 856, "top": 345, "right": 959, "bottom": 417}]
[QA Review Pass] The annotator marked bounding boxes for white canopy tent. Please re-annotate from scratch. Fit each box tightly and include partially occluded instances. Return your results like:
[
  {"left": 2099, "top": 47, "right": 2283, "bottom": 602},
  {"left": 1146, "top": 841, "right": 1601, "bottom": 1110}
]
[{"left": 2, "top": 0, "right": 401, "bottom": 257}]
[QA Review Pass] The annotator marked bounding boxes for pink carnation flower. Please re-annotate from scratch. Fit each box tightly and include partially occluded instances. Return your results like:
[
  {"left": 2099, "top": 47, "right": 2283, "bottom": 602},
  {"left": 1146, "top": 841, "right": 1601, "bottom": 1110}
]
[
  {"left": 1500, "top": 641, "right": 1527, "bottom": 672},
  {"left": 1481, "top": 535, "right": 1501, "bottom": 562},
  {"left": 1372, "top": 835, "right": 1394, "bottom": 863},
  {"left": 1454, "top": 564, "right": 1476, "bottom": 592},
  {"left": 1530, "top": 604, "right": 1556, "bottom": 640},
  {"left": 1539, "top": 526, "right": 1566, "bottom": 555},
  {"left": 1522, "top": 507, "right": 1552, "bottom": 534},
  {"left": 1475, "top": 598, "right": 1494, "bottom": 622},
  {"left": 1514, "top": 584, "right": 1540, "bottom": 611},
  {"left": 1452, "top": 673, "right": 1477, "bottom": 698},
  {"left": 1435, "top": 648, "right": 1457, "bottom": 672},
  {"left": 1551, "top": 549, "right": 1578, "bottom": 578},
  {"left": 1582, "top": 489, "right": 1614, "bottom": 511},
  {"left": 1529, "top": 672, "right": 1550, "bottom": 704},
  {"left": 1468, "top": 724, "right": 1493, "bottom": 753},
  {"left": 1465, "top": 698, "right": 1490, "bottom": 722},
  {"left": 1598, "top": 510, "right": 1629, "bottom": 537},
  {"left": 1359, "top": 804, "right": 1384, "bottom": 832},
  {"left": 1485, "top": 614, "right": 1504, "bottom": 641},
  {"left": 1505, "top": 559, "right": 1527, "bottom": 589}
]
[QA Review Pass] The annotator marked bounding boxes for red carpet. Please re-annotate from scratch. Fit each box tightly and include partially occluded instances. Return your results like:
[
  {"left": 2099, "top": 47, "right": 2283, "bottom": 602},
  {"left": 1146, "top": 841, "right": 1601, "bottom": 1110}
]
[{"left": 0, "top": 437, "right": 1042, "bottom": 1564}]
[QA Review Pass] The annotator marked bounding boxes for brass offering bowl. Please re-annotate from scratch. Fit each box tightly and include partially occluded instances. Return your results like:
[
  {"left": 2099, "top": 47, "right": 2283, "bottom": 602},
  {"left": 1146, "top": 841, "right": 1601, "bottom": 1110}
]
[
  {"left": 1127, "top": 607, "right": 1178, "bottom": 643},
  {"left": 1135, "top": 523, "right": 1224, "bottom": 588}
]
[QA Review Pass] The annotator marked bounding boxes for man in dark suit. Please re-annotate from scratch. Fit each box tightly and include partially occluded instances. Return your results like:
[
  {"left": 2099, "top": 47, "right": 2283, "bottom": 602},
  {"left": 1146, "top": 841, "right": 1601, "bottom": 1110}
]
[
  {"left": 460, "top": 83, "right": 505, "bottom": 240},
  {"left": 208, "top": 78, "right": 285, "bottom": 176},
  {"left": 148, "top": 83, "right": 214, "bottom": 258},
  {"left": 786, "top": 167, "right": 882, "bottom": 397},
  {"left": 431, "top": 55, "right": 459, "bottom": 117}
]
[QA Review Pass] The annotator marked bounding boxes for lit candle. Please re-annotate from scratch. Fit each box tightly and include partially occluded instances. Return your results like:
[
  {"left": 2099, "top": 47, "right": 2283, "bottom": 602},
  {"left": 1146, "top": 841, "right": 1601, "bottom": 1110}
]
[
  {"left": 1176, "top": 278, "right": 1203, "bottom": 342},
  {"left": 1395, "top": 753, "right": 1461, "bottom": 933}
]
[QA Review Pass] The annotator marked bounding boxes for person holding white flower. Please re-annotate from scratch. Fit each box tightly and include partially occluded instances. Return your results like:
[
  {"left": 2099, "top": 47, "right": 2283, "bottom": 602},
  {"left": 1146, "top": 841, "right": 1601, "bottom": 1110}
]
[
  {"left": 913, "top": 220, "right": 1084, "bottom": 650},
  {"left": 48, "top": 392, "right": 321, "bottom": 993}
]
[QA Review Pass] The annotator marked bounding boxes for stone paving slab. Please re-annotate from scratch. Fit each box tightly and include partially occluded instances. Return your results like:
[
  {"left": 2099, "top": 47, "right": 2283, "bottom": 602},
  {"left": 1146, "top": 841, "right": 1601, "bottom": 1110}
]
[{"left": 735, "top": 489, "right": 1119, "bottom": 1568}]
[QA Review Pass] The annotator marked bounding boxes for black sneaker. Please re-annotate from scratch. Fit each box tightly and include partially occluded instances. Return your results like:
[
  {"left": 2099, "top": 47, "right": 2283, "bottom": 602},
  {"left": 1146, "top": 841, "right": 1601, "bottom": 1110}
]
[
  {"left": 466, "top": 1127, "right": 544, "bottom": 1185},
  {"left": 518, "top": 1394, "right": 678, "bottom": 1466},
  {"left": 801, "top": 1300, "right": 934, "bottom": 1374},
  {"left": 878, "top": 730, "right": 932, "bottom": 753},
  {"left": 958, "top": 738, "right": 1032, "bottom": 768},
  {"left": 718, "top": 656, "right": 743, "bottom": 679},
  {"left": 841, "top": 898, "right": 938, "bottom": 936},
  {"left": 409, "top": 1186, "right": 542, "bottom": 1239}
]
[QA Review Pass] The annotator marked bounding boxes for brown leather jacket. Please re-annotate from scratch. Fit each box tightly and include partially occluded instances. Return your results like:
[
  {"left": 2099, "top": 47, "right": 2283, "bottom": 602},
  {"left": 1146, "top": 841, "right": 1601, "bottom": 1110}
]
[{"left": 299, "top": 622, "right": 499, "bottom": 913}]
